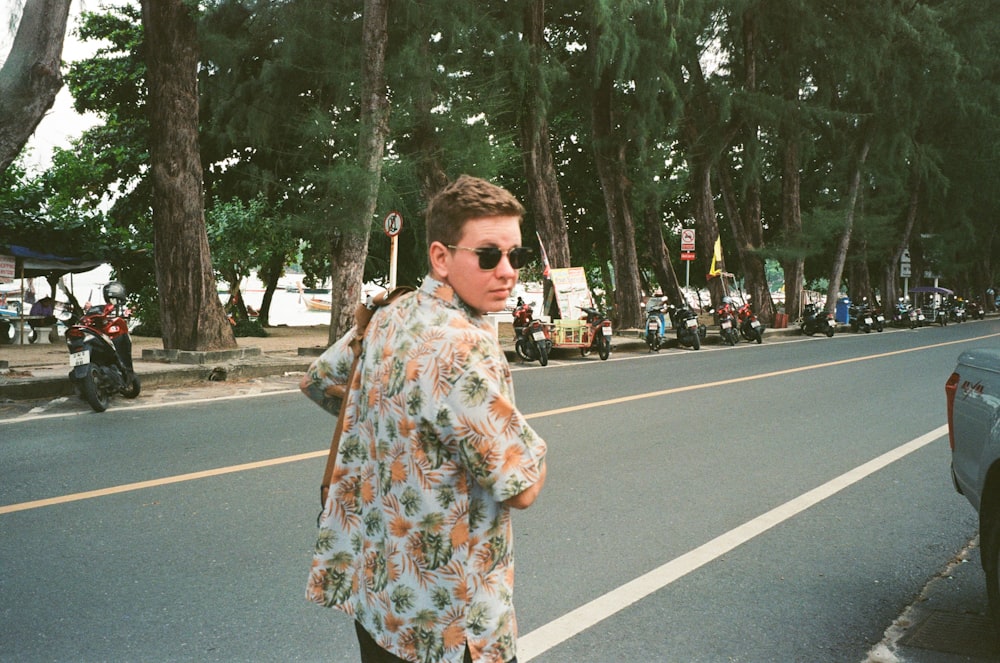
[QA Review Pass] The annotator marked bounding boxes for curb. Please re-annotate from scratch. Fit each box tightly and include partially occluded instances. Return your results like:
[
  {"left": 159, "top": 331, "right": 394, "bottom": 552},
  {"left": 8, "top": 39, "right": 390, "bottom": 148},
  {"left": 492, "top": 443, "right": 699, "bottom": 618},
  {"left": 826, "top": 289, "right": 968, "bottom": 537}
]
[{"left": 0, "top": 324, "right": 809, "bottom": 402}]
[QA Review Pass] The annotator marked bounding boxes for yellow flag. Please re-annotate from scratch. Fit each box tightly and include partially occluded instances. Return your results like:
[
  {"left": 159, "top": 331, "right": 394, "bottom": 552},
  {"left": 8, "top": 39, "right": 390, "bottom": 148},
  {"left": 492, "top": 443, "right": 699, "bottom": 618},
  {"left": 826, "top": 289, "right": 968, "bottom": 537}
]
[{"left": 709, "top": 237, "right": 723, "bottom": 276}]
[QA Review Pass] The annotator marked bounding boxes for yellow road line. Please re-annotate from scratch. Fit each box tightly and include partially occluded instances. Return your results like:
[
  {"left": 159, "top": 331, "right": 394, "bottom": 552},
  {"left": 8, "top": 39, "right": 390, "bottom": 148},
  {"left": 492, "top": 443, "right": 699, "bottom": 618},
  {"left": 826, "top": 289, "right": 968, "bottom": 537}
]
[
  {"left": 0, "top": 450, "right": 327, "bottom": 515},
  {"left": 3, "top": 332, "right": 995, "bottom": 516},
  {"left": 525, "top": 332, "right": 998, "bottom": 419}
]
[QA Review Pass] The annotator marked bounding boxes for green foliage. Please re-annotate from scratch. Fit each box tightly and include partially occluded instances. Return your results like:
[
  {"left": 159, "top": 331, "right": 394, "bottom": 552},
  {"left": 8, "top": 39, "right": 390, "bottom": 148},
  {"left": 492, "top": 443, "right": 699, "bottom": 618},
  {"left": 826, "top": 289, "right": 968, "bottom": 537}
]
[
  {"left": 7, "top": 0, "right": 1000, "bottom": 314},
  {"left": 231, "top": 317, "right": 269, "bottom": 337}
]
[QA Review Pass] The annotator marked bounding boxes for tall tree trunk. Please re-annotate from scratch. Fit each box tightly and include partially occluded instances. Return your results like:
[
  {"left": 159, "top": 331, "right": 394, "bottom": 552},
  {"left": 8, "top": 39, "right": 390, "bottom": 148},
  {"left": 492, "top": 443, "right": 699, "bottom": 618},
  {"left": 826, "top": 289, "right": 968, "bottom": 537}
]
[
  {"left": 689, "top": 160, "right": 725, "bottom": 307},
  {"left": 257, "top": 250, "right": 286, "bottom": 327},
  {"left": 825, "top": 128, "right": 873, "bottom": 313},
  {"left": 643, "top": 207, "right": 685, "bottom": 306},
  {"left": 723, "top": 7, "right": 774, "bottom": 322},
  {"left": 591, "top": 65, "right": 642, "bottom": 329},
  {"left": 328, "top": 0, "right": 390, "bottom": 342},
  {"left": 0, "top": 0, "right": 71, "bottom": 174},
  {"left": 779, "top": 133, "right": 805, "bottom": 319},
  {"left": 141, "top": 0, "right": 235, "bottom": 351},
  {"left": 677, "top": 52, "right": 730, "bottom": 310},
  {"left": 520, "top": 0, "right": 570, "bottom": 271},
  {"left": 410, "top": 38, "right": 449, "bottom": 202},
  {"left": 717, "top": 166, "right": 775, "bottom": 322},
  {"left": 882, "top": 162, "right": 920, "bottom": 311}
]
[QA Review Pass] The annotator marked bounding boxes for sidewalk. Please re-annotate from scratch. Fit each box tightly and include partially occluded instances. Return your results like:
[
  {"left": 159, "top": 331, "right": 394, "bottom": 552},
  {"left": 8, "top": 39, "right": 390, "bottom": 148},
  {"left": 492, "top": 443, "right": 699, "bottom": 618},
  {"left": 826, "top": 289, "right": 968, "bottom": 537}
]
[
  {"left": 0, "top": 324, "right": 334, "bottom": 401},
  {"left": 0, "top": 320, "right": 805, "bottom": 402}
]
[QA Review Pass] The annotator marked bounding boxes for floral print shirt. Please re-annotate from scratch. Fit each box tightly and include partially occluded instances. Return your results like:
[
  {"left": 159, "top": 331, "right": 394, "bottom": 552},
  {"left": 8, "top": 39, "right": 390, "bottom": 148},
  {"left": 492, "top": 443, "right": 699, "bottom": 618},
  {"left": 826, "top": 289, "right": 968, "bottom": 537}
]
[{"left": 303, "top": 277, "right": 547, "bottom": 663}]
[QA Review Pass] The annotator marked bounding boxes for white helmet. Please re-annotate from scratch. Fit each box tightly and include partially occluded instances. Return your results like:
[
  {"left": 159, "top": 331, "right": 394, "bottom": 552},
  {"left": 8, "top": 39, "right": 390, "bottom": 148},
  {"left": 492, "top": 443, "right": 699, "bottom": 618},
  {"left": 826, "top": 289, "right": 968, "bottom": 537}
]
[{"left": 103, "top": 281, "right": 128, "bottom": 305}]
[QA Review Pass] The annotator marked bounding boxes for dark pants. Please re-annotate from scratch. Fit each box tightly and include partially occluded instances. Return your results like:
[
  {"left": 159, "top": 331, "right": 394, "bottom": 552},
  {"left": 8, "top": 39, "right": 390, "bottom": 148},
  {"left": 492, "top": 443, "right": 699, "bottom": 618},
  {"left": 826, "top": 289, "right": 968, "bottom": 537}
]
[{"left": 355, "top": 621, "right": 517, "bottom": 663}]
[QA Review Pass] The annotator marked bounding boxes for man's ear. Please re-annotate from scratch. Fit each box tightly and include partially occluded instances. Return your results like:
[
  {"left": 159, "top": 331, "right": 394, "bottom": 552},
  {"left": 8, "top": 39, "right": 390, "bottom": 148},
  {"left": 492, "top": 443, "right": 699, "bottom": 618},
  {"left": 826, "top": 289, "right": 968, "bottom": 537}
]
[{"left": 428, "top": 241, "right": 450, "bottom": 279}]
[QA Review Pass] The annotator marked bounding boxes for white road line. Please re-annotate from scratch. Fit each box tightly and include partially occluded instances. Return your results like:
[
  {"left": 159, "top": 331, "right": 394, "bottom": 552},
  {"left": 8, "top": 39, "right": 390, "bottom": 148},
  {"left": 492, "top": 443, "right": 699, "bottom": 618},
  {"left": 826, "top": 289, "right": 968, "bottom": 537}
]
[{"left": 517, "top": 425, "right": 948, "bottom": 661}]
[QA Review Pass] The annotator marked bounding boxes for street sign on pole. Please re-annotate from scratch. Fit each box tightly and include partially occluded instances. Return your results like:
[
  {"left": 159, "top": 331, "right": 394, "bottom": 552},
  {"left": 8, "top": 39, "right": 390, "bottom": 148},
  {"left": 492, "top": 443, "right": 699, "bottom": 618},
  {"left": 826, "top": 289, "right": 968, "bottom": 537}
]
[
  {"left": 384, "top": 211, "right": 403, "bottom": 289},
  {"left": 900, "top": 247, "right": 911, "bottom": 278},
  {"left": 680, "top": 228, "right": 695, "bottom": 252}
]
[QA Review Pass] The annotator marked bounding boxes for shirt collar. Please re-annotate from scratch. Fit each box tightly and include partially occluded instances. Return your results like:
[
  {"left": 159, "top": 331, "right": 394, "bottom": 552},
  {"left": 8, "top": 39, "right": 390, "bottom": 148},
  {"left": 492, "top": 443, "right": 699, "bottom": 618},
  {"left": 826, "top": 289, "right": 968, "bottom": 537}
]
[{"left": 420, "top": 275, "right": 482, "bottom": 319}]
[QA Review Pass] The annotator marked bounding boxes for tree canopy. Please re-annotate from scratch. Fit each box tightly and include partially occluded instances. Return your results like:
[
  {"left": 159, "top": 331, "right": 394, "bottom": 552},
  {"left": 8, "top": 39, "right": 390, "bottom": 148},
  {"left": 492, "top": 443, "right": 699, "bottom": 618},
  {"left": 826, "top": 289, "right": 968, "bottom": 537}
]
[{"left": 4, "top": 0, "right": 999, "bottom": 337}]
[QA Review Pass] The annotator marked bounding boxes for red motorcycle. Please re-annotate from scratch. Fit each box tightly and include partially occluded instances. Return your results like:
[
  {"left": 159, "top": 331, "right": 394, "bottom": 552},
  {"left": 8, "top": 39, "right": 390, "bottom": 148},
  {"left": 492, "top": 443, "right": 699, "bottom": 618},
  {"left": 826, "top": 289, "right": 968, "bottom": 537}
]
[
  {"left": 512, "top": 299, "right": 552, "bottom": 366},
  {"left": 715, "top": 298, "right": 740, "bottom": 346},
  {"left": 737, "top": 301, "right": 764, "bottom": 344},
  {"left": 580, "top": 306, "right": 612, "bottom": 360},
  {"left": 65, "top": 281, "right": 141, "bottom": 412}
]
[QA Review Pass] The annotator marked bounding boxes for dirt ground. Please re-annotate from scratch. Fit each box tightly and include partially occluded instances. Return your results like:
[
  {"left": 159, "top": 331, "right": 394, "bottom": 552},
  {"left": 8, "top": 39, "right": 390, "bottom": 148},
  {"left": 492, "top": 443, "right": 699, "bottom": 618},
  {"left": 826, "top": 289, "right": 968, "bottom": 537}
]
[
  {"left": 0, "top": 321, "right": 518, "bottom": 371},
  {"left": 0, "top": 324, "right": 333, "bottom": 370}
]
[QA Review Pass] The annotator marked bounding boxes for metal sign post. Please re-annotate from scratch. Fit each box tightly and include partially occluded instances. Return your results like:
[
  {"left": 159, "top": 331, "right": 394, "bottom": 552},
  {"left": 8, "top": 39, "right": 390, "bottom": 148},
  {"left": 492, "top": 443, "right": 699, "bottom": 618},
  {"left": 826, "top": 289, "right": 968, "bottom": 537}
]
[
  {"left": 680, "top": 228, "right": 696, "bottom": 289},
  {"left": 384, "top": 211, "right": 403, "bottom": 289},
  {"left": 900, "top": 248, "right": 911, "bottom": 301}
]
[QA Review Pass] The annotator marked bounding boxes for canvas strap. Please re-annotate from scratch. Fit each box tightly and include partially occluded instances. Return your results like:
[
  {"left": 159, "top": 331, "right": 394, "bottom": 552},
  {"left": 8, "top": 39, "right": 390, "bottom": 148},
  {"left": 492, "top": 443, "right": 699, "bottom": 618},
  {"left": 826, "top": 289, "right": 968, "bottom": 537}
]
[{"left": 319, "top": 286, "right": 415, "bottom": 511}]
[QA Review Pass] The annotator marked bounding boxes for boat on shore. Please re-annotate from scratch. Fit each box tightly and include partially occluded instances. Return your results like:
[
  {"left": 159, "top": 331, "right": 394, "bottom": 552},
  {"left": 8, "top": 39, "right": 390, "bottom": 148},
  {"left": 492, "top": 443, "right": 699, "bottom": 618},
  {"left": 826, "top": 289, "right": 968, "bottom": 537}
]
[
  {"left": 303, "top": 296, "right": 332, "bottom": 312},
  {"left": 295, "top": 281, "right": 332, "bottom": 312}
]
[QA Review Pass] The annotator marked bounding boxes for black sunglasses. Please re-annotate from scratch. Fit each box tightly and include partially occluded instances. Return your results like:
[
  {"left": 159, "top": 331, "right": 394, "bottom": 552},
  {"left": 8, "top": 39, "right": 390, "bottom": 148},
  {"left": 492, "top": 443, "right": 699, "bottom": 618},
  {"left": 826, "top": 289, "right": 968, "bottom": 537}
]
[{"left": 447, "top": 245, "right": 534, "bottom": 270}]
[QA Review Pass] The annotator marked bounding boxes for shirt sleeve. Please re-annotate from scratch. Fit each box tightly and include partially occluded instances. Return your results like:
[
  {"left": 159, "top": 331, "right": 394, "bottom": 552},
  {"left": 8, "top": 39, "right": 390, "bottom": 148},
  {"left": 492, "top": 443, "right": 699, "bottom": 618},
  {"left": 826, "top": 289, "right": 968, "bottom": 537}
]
[
  {"left": 448, "top": 356, "right": 547, "bottom": 504},
  {"left": 299, "top": 327, "right": 357, "bottom": 417}
]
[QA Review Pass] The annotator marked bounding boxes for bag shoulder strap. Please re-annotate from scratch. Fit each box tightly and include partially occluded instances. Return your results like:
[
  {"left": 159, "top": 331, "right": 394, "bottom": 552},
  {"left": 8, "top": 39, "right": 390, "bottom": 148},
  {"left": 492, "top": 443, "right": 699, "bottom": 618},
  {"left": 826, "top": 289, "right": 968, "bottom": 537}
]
[{"left": 319, "top": 286, "right": 415, "bottom": 509}]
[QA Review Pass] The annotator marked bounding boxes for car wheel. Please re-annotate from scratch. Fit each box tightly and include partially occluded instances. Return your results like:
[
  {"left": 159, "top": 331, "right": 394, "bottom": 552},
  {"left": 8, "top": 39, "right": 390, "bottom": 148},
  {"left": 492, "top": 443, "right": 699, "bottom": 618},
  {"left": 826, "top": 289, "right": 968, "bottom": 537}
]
[{"left": 983, "top": 509, "right": 1000, "bottom": 635}]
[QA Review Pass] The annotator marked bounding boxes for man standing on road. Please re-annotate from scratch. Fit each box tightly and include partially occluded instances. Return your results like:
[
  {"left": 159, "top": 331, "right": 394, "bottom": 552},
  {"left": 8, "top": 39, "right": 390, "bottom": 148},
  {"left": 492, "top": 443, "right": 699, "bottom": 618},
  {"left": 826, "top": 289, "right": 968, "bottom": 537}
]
[{"left": 301, "top": 175, "right": 548, "bottom": 663}]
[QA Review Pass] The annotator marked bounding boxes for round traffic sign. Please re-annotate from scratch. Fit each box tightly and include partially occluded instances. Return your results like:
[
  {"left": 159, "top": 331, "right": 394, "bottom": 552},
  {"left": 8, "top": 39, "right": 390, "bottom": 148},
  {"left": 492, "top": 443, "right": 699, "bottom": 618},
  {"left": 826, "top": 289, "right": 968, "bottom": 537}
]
[{"left": 384, "top": 211, "right": 403, "bottom": 237}]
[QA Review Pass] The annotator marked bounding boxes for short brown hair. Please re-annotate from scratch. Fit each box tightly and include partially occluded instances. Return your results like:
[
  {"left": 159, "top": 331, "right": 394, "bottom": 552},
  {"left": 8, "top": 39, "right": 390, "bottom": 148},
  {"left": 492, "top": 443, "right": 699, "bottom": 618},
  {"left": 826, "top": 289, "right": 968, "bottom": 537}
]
[{"left": 425, "top": 175, "right": 525, "bottom": 247}]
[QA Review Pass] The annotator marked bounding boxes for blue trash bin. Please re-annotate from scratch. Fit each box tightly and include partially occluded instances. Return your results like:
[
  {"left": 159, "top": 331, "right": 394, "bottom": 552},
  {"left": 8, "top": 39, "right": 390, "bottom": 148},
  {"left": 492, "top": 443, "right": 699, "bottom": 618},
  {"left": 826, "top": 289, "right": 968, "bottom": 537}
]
[{"left": 835, "top": 297, "right": 851, "bottom": 324}]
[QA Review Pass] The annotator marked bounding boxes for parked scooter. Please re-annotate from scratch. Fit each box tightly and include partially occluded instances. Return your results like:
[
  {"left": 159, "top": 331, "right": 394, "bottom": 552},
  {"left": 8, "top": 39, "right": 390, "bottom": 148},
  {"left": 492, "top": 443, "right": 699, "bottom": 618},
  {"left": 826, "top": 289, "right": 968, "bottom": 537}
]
[
  {"left": 967, "top": 299, "right": 986, "bottom": 320},
  {"left": 715, "top": 297, "right": 740, "bottom": 347},
  {"left": 848, "top": 297, "right": 876, "bottom": 333},
  {"left": 948, "top": 297, "right": 966, "bottom": 323},
  {"left": 65, "top": 281, "right": 141, "bottom": 412},
  {"left": 580, "top": 306, "right": 613, "bottom": 360},
  {"left": 512, "top": 298, "right": 552, "bottom": 366},
  {"left": 891, "top": 298, "right": 920, "bottom": 329},
  {"left": 667, "top": 302, "right": 707, "bottom": 350},
  {"left": 799, "top": 302, "right": 836, "bottom": 337},
  {"left": 644, "top": 299, "right": 667, "bottom": 352},
  {"left": 736, "top": 300, "right": 764, "bottom": 344}
]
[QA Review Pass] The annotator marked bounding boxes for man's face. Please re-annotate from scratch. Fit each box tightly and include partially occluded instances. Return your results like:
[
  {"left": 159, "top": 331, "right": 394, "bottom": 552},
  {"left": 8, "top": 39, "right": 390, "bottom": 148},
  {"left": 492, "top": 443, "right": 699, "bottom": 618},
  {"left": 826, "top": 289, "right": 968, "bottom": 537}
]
[{"left": 432, "top": 215, "right": 522, "bottom": 315}]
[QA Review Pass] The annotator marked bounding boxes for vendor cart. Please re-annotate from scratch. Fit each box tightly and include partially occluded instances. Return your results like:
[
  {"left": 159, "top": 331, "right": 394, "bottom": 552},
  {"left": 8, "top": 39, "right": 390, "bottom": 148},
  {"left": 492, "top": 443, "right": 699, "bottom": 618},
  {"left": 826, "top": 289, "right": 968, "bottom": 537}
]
[{"left": 545, "top": 268, "right": 612, "bottom": 359}]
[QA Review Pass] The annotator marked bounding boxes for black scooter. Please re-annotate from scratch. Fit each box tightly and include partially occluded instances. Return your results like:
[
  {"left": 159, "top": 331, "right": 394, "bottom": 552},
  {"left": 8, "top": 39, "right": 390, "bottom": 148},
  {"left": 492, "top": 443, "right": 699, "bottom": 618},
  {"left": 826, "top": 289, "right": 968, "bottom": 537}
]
[
  {"left": 800, "top": 303, "right": 836, "bottom": 337},
  {"left": 667, "top": 303, "right": 707, "bottom": 350}
]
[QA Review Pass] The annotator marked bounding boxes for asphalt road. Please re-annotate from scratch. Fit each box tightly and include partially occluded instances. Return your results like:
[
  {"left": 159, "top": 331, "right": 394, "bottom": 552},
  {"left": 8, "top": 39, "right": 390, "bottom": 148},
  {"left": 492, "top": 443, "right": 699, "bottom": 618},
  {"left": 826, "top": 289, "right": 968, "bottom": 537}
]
[{"left": 2, "top": 320, "right": 999, "bottom": 662}]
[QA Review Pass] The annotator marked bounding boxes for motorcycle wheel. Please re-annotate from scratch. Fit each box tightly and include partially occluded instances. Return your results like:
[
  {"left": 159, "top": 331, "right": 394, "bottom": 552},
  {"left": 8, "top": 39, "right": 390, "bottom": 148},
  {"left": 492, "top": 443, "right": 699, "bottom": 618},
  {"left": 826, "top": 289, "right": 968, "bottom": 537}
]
[
  {"left": 515, "top": 338, "right": 533, "bottom": 362},
  {"left": 597, "top": 334, "right": 611, "bottom": 360},
  {"left": 537, "top": 342, "right": 549, "bottom": 367},
  {"left": 725, "top": 330, "right": 736, "bottom": 346},
  {"left": 876, "top": 323, "right": 884, "bottom": 332},
  {"left": 122, "top": 372, "right": 141, "bottom": 399},
  {"left": 691, "top": 332, "right": 701, "bottom": 350},
  {"left": 81, "top": 366, "right": 110, "bottom": 413},
  {"left": 825, "top": 326, "right": 834, "bottom": 338},
  {"left": 753, "top": 328, "right": 763, "bottom": 344}
]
